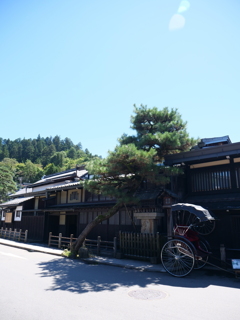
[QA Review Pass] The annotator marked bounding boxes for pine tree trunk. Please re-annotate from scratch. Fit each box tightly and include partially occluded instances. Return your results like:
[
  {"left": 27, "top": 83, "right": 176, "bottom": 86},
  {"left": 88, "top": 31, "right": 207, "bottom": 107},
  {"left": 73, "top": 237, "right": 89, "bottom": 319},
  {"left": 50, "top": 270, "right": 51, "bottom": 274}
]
[{"left": 71, "top": 202, "right": 123, "bottom": 254}]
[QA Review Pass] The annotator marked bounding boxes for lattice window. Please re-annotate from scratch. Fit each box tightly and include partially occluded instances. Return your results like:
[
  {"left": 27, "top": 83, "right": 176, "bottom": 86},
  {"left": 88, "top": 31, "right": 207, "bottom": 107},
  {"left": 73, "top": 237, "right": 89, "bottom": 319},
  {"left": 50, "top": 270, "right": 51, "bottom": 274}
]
[
  {"left": 191, "top": 169, "right": 231, "bottom": 192},
  {"left": 70, "top": 191, "right": 79, "bottom": 200}
]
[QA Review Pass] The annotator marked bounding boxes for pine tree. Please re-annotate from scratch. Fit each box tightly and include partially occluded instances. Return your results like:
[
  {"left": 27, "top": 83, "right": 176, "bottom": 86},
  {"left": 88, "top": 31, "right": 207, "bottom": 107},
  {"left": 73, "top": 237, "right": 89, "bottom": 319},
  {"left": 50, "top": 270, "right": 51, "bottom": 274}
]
[
  {"left": 119, "top": 104, "right": 196, "bottom": 161},
  {"left": 71, "top": 105, "right": 196, "bottom": 254}
]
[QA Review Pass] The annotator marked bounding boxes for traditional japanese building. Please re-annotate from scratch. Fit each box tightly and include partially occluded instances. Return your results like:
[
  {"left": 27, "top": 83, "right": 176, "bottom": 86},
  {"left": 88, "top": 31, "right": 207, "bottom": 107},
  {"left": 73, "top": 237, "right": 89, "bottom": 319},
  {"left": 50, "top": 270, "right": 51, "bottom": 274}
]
[
  {"left": 164, "top": 136, "right": 240, "bottom": 257},
  {"left": 0, "top": 166, "right": 171, "bottom": 242}
]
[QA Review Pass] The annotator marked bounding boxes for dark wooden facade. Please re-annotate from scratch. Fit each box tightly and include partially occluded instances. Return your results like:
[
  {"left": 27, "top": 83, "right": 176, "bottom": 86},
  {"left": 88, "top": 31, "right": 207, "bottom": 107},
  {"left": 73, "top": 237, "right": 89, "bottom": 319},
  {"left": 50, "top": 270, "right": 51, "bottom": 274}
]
[
  {"left": 0, "top": 167, "right": 168, "bottom": 242},
  {"left": 165, "top": 138, "right": 240, "bottom": 258}
]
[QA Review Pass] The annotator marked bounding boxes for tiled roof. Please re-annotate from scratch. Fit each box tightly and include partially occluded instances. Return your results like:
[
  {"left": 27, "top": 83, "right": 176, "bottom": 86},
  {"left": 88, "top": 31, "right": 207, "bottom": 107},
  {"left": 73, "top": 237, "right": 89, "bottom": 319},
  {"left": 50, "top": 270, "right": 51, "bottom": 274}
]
[
  {"left": 47, "top": 182, "right": 81, "bottom": 190},
  {"left": 0, "top": 196, "right": 34, "bottom": 207}
]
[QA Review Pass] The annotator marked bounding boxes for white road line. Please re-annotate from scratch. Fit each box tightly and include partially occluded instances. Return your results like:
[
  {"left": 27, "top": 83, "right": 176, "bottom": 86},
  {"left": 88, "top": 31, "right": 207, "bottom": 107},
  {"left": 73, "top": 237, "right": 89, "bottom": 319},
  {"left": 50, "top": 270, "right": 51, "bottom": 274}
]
[{"left": 0, "top": 251, "right": 27, "bottom": 259}]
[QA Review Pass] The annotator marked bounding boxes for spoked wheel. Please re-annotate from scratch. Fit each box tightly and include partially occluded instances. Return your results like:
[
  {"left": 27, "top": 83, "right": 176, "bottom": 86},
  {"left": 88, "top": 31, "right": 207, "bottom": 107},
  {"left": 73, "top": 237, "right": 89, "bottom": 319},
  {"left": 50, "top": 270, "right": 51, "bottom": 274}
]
[
  {"left": 175, "top": 211, "right": 215, "bottom": 235},
  {"left": 193, "top": 220, "right": 215, "bottom": 236},
  {"left": 194, "top": 240, "right": 210, "bottom": 270},
  {"left": 161, "top": 239, "right": 195, "bottom": 277}
]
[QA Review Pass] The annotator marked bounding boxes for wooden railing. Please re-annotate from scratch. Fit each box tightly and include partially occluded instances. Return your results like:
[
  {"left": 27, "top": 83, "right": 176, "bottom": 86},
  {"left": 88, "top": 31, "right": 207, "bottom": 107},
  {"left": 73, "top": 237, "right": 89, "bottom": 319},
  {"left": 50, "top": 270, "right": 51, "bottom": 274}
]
[
  {"left": 84, "top": 236, "right": 117, "bottom": 257},
  {"left": 119, "top": 231, "right": 164, "bottom": 261},
  {"left": 48, "top": 232, "right": 76, "bottom": 249},
  {"left": 0, "top": 227, "right": 28, "bottom": 242},
  {"left": 48, "top": 232, "right": 117, "bottom": 257}
]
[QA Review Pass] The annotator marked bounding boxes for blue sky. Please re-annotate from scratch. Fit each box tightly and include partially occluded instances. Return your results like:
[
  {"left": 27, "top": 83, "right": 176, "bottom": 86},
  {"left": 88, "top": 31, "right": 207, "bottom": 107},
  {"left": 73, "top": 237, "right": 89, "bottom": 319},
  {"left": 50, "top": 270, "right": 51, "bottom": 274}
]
[{"left": 1, "top": 0, "right": 240, "bottom": 157}]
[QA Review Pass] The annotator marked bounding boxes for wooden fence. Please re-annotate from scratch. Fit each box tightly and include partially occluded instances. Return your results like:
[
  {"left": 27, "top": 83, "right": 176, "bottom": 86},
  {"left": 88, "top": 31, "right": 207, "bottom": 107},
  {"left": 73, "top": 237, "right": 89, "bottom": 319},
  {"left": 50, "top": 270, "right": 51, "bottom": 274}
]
[
  {"left": 48, "top": 232, "right": 117, "bottom": 257},
  {"left": 0, "top": 227, "right": 28, "bottom": 242},
  {"left": 119, "top": 231, "right": 164, "bottom": 261}
]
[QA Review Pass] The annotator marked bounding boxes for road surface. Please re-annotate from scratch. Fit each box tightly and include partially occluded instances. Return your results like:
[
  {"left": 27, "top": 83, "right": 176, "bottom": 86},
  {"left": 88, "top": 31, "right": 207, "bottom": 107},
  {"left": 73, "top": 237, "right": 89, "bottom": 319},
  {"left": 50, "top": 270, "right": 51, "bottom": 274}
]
[{"left": 0, "top": 244, "right": 239, "bottom": 320}]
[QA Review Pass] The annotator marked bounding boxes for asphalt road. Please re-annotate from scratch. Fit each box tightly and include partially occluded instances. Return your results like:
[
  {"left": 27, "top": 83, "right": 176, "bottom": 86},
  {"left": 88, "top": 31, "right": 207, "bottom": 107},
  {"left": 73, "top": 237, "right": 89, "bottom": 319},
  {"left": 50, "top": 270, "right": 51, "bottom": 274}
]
[{"left": 0, "top": 244, "right": 239, "bottom": 320}]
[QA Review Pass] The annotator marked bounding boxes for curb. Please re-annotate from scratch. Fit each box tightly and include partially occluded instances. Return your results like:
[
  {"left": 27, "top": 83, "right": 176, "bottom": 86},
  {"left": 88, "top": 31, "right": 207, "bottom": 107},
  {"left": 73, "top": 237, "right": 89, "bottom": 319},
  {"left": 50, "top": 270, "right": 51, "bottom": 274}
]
[
  {"left": 0, "top": 239, "right": 165, "bottom": 273},
  {"left": 0, "top": 240, "right": 63, "bottom": 257}
]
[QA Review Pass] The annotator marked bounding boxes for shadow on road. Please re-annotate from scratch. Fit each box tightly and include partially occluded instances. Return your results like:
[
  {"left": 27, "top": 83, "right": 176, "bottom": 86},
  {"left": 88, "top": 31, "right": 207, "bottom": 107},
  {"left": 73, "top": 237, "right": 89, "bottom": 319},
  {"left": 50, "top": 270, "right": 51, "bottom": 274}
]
[{"left": 37, "top": 257, "right": 240, "bottom": 294}]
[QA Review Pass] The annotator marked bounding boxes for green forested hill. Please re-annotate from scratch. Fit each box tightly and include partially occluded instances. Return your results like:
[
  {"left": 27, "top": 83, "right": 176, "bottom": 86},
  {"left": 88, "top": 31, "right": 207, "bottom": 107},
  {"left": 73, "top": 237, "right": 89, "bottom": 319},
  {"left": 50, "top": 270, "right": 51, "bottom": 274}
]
[{"left": 0, "top": 135, "right": 99, "bottom": 184}]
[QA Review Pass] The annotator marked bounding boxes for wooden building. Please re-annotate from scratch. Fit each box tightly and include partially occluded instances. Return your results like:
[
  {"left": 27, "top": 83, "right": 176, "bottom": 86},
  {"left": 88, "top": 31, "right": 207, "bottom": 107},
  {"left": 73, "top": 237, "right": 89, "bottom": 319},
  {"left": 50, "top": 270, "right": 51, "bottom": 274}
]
[
  {"left": 0, "top": 166, "right": 171, "bottom": 242},
  {"left": 164, "top": 136, "right": 240, "bottom": 258}
]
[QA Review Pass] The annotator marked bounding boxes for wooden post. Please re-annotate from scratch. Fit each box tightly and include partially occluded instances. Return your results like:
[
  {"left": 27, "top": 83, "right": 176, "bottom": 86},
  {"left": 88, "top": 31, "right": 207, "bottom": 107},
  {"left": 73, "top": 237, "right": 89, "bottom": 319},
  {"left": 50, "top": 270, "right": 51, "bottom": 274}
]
[
  {"left": 24, "top": 230, "right": 28, "bottom": 243},
  {"left": 167, "top": 208, "right": 173, "bottom": 239},
  {"left": 19, "top": 229, "right": 22, "bottom": 241},
  {"left": 13, "top": 229, "right": 16, "bottom": 241},
  {"left": 70, "top": 234, "right": 73, "bottom": 248},
  {"left": 9, "top": 228, "right": 12, "bottom": 240},
  {"left": 220, "top": 244, "right": 226, "bottom": 266},
  {"left": 113, "top": 237, "right": 117, "bottom": 257},
  {"left": 48, "top": 232, "right": 52, "bottom": 247},
  {"left": 97, "top": 236, "right": 101, "bottom": 255},
  {"left": 119, "top": 231, "right": 122, "bottom": 252},
  {"left": 157, "top": 232, "right": 160, "bottom": 258},
  {"left": 58, "top": 233, "right": 62, "bottom": 249}
]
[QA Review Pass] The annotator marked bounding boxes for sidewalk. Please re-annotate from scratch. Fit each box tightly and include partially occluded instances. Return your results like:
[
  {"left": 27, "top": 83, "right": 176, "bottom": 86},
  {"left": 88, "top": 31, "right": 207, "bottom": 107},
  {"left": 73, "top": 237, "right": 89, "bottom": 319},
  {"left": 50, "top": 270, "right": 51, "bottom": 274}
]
[{"left": 0, "top": 238, "right": 166, "bottom": 273}]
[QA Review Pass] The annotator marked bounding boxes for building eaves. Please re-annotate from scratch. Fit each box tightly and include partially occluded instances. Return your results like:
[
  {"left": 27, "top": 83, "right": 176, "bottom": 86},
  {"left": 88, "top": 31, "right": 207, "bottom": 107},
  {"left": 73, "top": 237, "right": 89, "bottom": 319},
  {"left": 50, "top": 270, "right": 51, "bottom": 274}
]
[
  {"left": 0, "top": 196, "right": 34, "bottom": 207},
  {"left": 164, "top": 142, "right": 240, "bottom": 166},
  {"left": 45, "top": 201, "right": 116, "bottom": 210},
  {"left": 47, "top": 182, "right": 82, "bottom": 190},
  {"left": 27, "top": 169, "right": 88, "bottom": 188}
]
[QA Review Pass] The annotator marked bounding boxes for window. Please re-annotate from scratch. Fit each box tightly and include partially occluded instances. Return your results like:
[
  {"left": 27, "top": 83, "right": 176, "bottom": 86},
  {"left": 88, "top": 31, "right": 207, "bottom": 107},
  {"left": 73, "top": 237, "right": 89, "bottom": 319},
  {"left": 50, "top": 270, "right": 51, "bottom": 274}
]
[
  {"left": 191, "top": 168, "right": 231, "bottom": 192},
  {"left": 68, "top": 190, "right": 81, "bottom": 202},
  {"left": 14, "top": 206, "right": 22, "bottom": 221},
  {"left": 1, "top": 211, "right": 5, "bottom": 221},
  {"left": 235, "top": 167, "right": 240, "bottom": 188},
  {"left": 70, "top": 191, "right": 79, "bottom": 200}
]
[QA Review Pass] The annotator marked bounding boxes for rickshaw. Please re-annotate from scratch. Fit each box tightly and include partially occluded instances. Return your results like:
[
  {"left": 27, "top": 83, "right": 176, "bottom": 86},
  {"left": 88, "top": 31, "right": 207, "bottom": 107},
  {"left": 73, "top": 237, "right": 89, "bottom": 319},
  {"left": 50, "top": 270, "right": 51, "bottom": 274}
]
[{"left": 161, "top": 203, "right": 216, "bottom": 277}]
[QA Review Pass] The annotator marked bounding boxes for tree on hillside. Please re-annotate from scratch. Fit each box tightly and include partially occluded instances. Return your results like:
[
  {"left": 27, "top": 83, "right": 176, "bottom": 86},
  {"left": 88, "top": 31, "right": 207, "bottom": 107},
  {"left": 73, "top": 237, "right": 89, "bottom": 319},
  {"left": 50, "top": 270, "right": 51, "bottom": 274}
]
[
  {"left": 50, "top": 151, "right": 66, "bottom": 167},
  {"left": 22, "top": 160, "right": 44, "bottom": 183},
  {"left": 44, "top": 163, "right": 60, "bottom": 176},
  {"left": 0, "top": 165, "right": 17, "bottom": 202},
  {"left": 0, "top": 158, "right": 18, "bottom": 172},
  {"left": 71, "top": 105, "right": 196, "bottom": 254},
  {"left": 16, "top": 160, "right": 44, "bottom": 183},
  {"left": 41, "top": 144, "right": 56, "bottom": 166},
  {"left": 67, "top": 147, "right": 77, "bottom": 159}
]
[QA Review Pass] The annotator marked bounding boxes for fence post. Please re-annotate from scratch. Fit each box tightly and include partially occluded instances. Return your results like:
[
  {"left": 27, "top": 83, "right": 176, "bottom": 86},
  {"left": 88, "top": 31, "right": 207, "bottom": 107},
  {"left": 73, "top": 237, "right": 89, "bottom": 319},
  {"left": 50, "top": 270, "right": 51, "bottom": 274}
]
[
  {"left": 13, "top": 229, "right": 17, "bottom": 241},
  {"left": 9, "top": 228, "right": 12, "bottom": 240},
  {"left": 156, "top": 232, "right": 160, "bottom": 259},
  {"left": 24, "top": 230, "right": 28, "bottom": 243},
  {"left": 19, "top": 229, "right": 22, "bottom": 241},
  {"left": 48, "top": 232, "right": 52, "bottom": 247},
  {"left": 119, "top": 231, "right": 122, "bottom": 253},
  {"left": 0, "top": 227, "right": 3, "bottom": 237},
  {"left": 58, "top": 233, "right": 62, "bottom": 249},
  {"left": 113, "top": 237, "right": 117, "bottom": 257},
  {"left": 70, "top": 234, "right": 73, "bottom": 249},
  {"left": 220, "top": 244, "right": 226, "bottom": 266},
  {"left": 97, "top": 236, "right": 101, "bottom": 255}
]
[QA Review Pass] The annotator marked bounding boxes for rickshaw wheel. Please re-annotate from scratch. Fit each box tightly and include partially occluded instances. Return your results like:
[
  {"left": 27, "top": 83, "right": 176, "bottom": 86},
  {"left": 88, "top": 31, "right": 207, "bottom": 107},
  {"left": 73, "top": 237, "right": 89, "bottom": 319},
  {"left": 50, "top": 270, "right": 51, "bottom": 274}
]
[
  {"left": 161, "top": 239, "right": 195, "bottom": 277},
  {"left": 193, "top": 220, "right": 215, "bottom": 236},
  {"left": 175, "top": 211, "right": 215, "bottom": 235},
  {"left": 194, "top": 240, "right": 210, "bottom": 269}
]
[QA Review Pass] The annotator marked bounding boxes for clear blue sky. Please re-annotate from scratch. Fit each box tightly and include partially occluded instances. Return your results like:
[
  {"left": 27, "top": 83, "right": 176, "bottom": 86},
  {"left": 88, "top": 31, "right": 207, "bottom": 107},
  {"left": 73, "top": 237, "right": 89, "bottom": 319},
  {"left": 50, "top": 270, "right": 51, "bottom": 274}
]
[{"left": 1, "top": 0, "right": 240, "bottom": 158}]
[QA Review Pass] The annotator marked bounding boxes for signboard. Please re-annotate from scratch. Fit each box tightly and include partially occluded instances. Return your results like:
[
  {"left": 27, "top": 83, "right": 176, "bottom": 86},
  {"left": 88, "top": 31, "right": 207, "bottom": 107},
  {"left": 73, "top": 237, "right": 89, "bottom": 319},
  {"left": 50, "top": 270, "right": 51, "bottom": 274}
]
[
  {"left": 5, "top": 212, "right": 12, "bottom": 223},
  {"left": 232, "top": 259, "right": 240, "bottom": 270}
]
